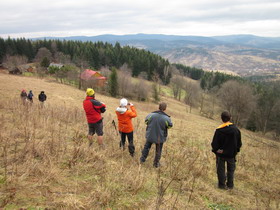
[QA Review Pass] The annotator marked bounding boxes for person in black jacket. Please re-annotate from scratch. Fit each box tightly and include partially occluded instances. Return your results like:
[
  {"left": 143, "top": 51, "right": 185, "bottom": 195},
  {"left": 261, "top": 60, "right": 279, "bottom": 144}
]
[
  {"left": 211, "top": 111, "right": 242, "bottom": 189},
  {"left": 38, "top": 91, "right": 47, "bottom": 107}
]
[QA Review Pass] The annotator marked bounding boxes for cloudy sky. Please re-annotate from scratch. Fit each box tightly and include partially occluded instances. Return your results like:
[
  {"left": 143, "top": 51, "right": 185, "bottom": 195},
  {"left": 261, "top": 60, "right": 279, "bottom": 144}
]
[{"left": 1, "top": 0, "right": 280, "bottom": 38}]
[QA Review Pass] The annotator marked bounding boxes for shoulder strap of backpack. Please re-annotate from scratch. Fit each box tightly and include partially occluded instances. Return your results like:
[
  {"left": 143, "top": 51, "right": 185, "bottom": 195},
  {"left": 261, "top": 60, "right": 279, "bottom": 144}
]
[{"left": 90, "top": 99, "right": 100, "bottom": 113}]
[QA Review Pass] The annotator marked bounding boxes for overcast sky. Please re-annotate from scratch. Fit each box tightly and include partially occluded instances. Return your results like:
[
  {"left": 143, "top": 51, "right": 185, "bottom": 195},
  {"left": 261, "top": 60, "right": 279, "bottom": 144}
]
[{"left": 1, "top": 0, "right": 280, "bottom": 38}]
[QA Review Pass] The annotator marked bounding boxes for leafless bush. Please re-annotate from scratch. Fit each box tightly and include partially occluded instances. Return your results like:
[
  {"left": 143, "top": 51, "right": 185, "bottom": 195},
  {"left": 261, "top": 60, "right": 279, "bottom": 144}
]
[
  {"left": 170, "top": 75, "right": 185, "bottom": 101},
  {"left": 34, "top": 47, "right": 52, "bottom": 63},
  {"left": 118, "top": 71, "right": 133, "bottom": 98},
  {"left": 133, "top": 79, "right": 150, "bottom": 101},
  {"left": 217, "top": 80, "right": 256, "bottom": 127},
  {"left": 3, "top": 55, "right": 28, "bottom": 73},
  {"left": 184, "top": 80, "right": 202, "bottom": 113}
]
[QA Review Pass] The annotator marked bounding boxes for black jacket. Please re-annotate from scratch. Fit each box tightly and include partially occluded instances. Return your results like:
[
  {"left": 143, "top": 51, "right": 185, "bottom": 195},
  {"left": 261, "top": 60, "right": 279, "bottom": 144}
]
[
  {"left": 38, "top": 93, "right": 47, "bottom": 102},
  {"left": 211, "top": 124, "right": 242, "bottom": 158}
]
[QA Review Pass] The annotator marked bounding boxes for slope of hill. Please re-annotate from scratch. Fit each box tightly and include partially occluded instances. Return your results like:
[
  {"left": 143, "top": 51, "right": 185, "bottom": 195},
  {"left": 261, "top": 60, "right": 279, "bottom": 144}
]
[
  {"left": 213, "top": 34, "right": 280, "bottom": 49},
  {"left": 0, "top": 73, "right": 279, "bottom": 209},
  {"left": 37, "top": 34, "right": 280, "bottom": 76}
]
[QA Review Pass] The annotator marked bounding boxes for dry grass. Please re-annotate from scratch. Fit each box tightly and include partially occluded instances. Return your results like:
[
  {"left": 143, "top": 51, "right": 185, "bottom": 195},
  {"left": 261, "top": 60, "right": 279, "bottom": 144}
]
[{"left": 0, "top": 73, "right": 279, "bottom": 209}]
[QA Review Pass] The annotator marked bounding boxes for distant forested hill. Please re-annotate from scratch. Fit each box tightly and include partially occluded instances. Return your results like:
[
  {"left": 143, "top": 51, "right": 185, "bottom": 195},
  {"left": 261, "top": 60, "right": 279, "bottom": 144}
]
[{"left": 34, "top": 34, "right": 280, "bottom": 76}]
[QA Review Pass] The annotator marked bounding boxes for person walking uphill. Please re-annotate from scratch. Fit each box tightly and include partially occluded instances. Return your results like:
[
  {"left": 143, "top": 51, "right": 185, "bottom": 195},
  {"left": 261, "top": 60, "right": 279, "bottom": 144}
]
[
  {"left": 140, "top": 102, "right": 173, "bottom": 168},
  {"left": 211, "top": 111, "right": 242, "bottom": 189},
  {"left": 83, "top": 88, "right": 106, "bottom": 147},
  {"left": 38, "top": 91, "right": 47, "bottom": 107},
  {"left": 27, "top": 90, "right": 34, "bottom": 103},
  {"left": 116, "top": 98, "right": 137, "bottom": 156},
  {"left": 20, "top": 89, "right": 27, "bottom": 105}
]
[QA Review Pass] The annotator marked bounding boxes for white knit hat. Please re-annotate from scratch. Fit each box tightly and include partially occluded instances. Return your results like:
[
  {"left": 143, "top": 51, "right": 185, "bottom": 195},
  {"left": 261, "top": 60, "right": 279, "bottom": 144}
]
[{"left": 120, "top": 98, "right": 128, "bottom": 107}]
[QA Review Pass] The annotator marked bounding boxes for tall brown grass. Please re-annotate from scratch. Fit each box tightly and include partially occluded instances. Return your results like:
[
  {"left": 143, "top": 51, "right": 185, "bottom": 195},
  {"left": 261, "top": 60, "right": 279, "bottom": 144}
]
[{"left": 0, "top": 73, "right": 279, "bottom": 209}]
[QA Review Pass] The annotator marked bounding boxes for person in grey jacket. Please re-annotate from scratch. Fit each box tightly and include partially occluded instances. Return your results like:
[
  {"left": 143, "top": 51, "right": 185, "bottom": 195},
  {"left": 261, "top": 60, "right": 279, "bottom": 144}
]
[{"left": 140, "top": 102, "right": 173, "bottom": 168}]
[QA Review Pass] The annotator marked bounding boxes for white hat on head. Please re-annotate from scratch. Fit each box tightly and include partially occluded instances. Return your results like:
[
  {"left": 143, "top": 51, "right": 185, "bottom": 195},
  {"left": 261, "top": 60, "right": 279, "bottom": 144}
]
[{"left": 120, "top": 98, "right": 128, "bottom": 107}]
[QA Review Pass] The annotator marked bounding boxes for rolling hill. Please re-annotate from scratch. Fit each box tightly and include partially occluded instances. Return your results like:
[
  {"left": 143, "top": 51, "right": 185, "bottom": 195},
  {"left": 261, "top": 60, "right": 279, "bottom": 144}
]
[
  {"left": 36, "top": 34, "right": 280, "bottom": 76},
  {"left": 0, "top": 73, "right": 279, "bottom": 209}
]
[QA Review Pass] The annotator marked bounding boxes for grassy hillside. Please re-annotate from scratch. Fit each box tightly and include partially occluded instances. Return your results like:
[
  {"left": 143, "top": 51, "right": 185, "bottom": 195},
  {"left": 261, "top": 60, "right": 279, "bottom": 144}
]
[
  {"left": 0, "top": 73, "right": 279, "bottom": 209},
  {"left": 159, "top": 47, "right": 280, "bottom": 77}
]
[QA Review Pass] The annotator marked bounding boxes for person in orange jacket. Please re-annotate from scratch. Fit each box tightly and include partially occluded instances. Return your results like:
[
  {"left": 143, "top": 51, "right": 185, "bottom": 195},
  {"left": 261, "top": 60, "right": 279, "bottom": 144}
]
[{"left": 116, "top": 98, "right": 137, "bottom": 156}]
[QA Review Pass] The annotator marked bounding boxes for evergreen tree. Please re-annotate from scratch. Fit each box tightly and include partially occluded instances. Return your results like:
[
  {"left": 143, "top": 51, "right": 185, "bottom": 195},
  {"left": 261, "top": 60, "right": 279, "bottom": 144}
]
[
  {"left": 109, "top": 68, "right": 118, "bottom": 97},
  {"left": 152, "top": 82, "right": 160, "bottom": 102},
  {"left": 0, "top": 37, "right": 6, "bottom": 62},
  {"left": 41, "top": 57, "right": 50, "bottom": 68}
]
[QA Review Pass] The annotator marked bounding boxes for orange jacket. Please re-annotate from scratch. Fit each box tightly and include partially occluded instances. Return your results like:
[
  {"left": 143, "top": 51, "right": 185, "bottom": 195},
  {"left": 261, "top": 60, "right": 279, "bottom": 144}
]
[{"left": 115, "top": 105, "right": 137, "bottom": 133}]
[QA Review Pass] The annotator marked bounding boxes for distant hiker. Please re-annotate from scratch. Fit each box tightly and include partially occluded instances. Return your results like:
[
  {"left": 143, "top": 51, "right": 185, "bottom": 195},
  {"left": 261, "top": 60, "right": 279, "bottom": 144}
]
[
  {"left": 211, "top": 111, "right": 242, "bottom": 189},
  {"left": 140, "top": 102, "right": 173, "bottom": 168},
  {"left": 116, "top": 98, "right": 137, "bottom": 156},
  {"left": 27, "top": 90, "right": 34, "bottom": 103},
  {"left": 20, "top": 89, "right": 27, "bottom": 105},
  {"left": 83, "top": 88, "right": 106, "bottom": 147},
  {"left": 38, "top": 91, "right": 47, "bottom": 107}
]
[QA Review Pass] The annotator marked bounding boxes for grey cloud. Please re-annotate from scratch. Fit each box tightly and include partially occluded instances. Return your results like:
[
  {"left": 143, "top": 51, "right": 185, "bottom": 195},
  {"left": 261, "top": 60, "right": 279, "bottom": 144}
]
[{"left": 1, "top": 0, "right": 280, "bottom": 37}]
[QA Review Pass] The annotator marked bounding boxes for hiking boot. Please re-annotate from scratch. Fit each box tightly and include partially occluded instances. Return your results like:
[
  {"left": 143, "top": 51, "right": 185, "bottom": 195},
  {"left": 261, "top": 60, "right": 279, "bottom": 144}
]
[
  {"left": 218, "top": 184, "right": 227, "bottom": 190},
  {"left": 226, "top": 182, "right": 234, "bottom": 189},
  {"left": 139, "top": 157, "right": 145, "bottom": 164},
  {"left": 153, "top": 162, "right": 160, "bottom": 168}
]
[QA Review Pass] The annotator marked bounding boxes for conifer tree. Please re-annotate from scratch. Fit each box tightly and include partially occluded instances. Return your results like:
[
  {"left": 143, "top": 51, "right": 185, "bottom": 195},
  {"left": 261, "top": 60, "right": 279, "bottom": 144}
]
[
  {"left": 41, "top": 57, "right": 50, "bottom": 68},
  {"left": 109, "top": 67, "right": 118, "bottom": 97},
  {"left": 152, "top": 82, "right": 160, "bottom": 102}
]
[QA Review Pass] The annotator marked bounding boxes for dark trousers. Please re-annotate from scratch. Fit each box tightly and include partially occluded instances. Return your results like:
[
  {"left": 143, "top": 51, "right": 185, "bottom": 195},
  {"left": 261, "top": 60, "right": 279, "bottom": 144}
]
[
  {"left": 119, "top": 131, "right": 135, "bottom": 156},
  {"left": 216, "top": 156, "right": 236, "bottom": 188},
  {"left": 140, "top": 141, "right": 163, "bottom": 167}
]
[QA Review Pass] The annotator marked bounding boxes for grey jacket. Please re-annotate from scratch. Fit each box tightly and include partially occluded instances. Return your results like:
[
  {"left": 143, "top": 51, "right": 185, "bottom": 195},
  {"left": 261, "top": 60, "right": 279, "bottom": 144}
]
[{"left": 145, "top": 111, "right": 173, "bottom": 143}]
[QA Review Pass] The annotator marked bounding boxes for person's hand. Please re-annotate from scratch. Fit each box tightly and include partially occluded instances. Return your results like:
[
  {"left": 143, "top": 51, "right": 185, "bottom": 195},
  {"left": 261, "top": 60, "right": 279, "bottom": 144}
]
[{"left": 217, "top": 149, "right": 223, "bottom": 154}]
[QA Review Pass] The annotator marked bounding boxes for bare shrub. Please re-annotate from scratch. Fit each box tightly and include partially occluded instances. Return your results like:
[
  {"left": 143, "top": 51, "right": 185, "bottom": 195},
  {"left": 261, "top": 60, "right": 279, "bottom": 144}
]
[
  {"left": 100, "top": 66, "right": 111, "bottom": 78},
  {"left": 133, "top": 79, "right": 150, "bottom": 101},
  {"left": 3, "top": 55, "right": 28, "bottom": 73},
  {"left": 184, "top": 80, "right": 201, "bottom": 113},
  {"left": 170, "top": 75, "right": 185, "bottom": 101},
  {"left": 34, "top": 47, "right": 52, "bottom": 63},
  {"left": 118, "top": 71, "right": 133, "bottom": 97},
  {"left": 217, "top": 80, "right": 256, "bottom": 126}
]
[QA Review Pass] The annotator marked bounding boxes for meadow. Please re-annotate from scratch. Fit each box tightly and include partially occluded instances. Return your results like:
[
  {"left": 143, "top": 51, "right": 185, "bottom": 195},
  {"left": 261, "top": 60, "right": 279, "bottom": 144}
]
[{"left": 0, "top": 73, "right": 279, "bottom": 209}]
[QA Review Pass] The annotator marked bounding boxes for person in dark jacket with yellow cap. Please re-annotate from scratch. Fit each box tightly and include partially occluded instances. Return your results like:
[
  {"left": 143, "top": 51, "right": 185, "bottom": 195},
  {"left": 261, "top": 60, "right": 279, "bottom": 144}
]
[
  {"left": 211, "top": 111, "right": 242, "bottom": 189},
  {"left": 83, "top": 88, "right": 106, "bottom": 147}
]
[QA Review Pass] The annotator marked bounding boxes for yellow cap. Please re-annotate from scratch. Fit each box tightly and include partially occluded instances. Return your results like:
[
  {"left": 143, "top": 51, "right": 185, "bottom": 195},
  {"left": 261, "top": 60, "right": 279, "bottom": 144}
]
[{"left": 86, "top": 88, "right": 95, "bottom": 96}]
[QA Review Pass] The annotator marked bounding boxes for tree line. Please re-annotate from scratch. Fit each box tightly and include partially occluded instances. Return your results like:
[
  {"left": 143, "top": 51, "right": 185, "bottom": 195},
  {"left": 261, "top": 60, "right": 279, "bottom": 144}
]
[
  {"left": 0, "top": 37, "right": 170, "bottom": 84},
  {"left": 174, "top": 63, "right": 243, "bottom": 90}
]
